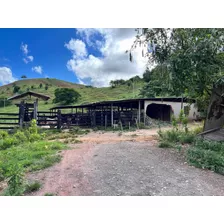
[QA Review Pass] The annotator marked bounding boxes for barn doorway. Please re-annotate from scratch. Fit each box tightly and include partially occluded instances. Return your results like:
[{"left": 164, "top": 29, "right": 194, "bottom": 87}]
[{"left": 146, "top": 103, "right": 172, "bottom": 121}]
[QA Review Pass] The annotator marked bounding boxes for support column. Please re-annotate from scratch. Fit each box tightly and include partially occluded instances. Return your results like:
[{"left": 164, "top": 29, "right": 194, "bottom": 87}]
[
  {"left": 111, "top": 103, "right": 114, "bottom": 127},
  {"left": 33, "top": 98, "right": 38, "bottom": 120},
  {"left": 143, "top": 101, "right": 146, "bottom": 125},
  {"left": 138, "top": 100, "right": 141, "bottom": 123}
]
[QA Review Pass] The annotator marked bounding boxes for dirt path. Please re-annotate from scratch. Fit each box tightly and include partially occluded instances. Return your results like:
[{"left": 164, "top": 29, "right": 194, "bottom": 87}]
[{"left": 27, "top": 129, "right": 224, "bottom": 196}]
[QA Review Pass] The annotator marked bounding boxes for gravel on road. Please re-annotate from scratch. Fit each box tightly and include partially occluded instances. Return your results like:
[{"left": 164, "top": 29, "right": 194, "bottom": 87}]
[{"left": 27, "top": 130, "right": 224, "bottom": 196}]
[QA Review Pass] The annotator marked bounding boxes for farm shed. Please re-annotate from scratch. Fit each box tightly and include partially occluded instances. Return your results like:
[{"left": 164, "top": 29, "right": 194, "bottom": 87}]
[
  {"left": 50, "top": 97, "right": 199, "bottom": 128},
  {"left": 144, "top": 97, "right": 199, "bottom": 121}
]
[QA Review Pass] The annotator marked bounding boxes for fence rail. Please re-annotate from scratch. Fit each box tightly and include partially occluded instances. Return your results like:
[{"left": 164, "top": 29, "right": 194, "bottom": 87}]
[
  {"left": 0, "top": 113, "right": 19, "bottom": 116},
  {"left": 0, "top": 112, "right": 20, "bottom": 129}
]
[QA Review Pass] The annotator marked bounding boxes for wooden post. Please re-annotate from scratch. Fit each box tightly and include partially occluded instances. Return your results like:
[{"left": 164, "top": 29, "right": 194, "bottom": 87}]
[
  {"left": 33, "top": 98, "right": 38, "bottom": 121},
  {"left": 19, "top": 101, "right": 25, "bottom": 128},
  {"left": 120, "top": 121, "right": 123, "bottom": 131},
  {"left": 138, "top": 100, "right": 141, "bottom": 123},
  {"left": 105, "top": 114, "right": 107, "bottom": 129},
  {"left": 57, "top": 110, "right": 62, "bottom": 129},
  {"left": 111, "top": 103, "right": 114, "bottom": 127}
]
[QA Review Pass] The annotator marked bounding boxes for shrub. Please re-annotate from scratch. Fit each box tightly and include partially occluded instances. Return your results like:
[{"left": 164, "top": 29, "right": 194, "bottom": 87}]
[
  {"left": 0, "top": 131, "right": 8, "bottom": 139},
  {"left": 1, "top": 136, "right": 17, "bottom": 150}
]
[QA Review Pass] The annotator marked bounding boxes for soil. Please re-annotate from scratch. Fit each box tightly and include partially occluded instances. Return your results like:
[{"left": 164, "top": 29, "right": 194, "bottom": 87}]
[{"left": 26, "top": 128, "right": 224, "bottom": 196}]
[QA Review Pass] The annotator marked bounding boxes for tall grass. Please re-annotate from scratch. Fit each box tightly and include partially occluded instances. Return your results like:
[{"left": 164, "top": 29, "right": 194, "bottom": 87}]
[{"left": 0, "top": 119, "right": 66, "bottom": 195}]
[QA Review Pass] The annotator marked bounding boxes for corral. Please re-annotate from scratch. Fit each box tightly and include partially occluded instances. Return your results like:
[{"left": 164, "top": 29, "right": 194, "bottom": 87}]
[{"left": 0, "top": 93, "right": 200, "bottom": 130}]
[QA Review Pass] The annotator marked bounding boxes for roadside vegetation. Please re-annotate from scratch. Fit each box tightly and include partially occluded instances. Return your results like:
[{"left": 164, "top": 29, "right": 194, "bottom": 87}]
[
  {"left": 44, "top": 127, "right": 90, "bottom": 144},
  {"left": 158, "top": 110, "right": 224, "bottom": 175},
  {"left": 0, "top": 120, "right": 66, "bottom": 196}
]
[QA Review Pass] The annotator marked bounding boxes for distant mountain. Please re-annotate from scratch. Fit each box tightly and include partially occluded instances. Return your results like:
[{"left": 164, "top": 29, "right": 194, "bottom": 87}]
[{"left": 0, "top": 78, "right": 144, "bottom": 112}]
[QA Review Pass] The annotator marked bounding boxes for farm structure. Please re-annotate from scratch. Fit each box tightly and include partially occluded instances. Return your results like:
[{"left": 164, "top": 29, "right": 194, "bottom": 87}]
[
  {"left": 0, "top": 91, "right": 51, "bottom": 129},
  {"left": 50, "top": 97, "right": 200, "bottom": 128},
  {"left": 0, "top": 94, "right": 200, "bottom": 130}
]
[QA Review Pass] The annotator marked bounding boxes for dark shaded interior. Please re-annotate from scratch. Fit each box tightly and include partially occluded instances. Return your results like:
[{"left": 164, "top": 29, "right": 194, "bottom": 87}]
[{"left": 146, "top": 103, "right": 171, "bottom": 121}]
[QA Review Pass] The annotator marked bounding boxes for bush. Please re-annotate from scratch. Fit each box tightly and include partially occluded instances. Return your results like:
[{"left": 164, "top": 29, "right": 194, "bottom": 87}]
[
  {"left": 0, "top": 131, "right": 8, "bottom": 139},
  {"left": 0, "top": 120, "right": 45, "bottom": 150}
]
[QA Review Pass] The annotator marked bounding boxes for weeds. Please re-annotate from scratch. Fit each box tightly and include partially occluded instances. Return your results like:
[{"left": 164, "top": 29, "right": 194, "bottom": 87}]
[
  {"left": 44, "top": 192, "right": 56, "bottom": 196},
  {"left": 158, "top": 110, "right": 196, "bottom": 148},
  {"left": 25, "top": 181, "right": 41, "bottom": 193},
  {"left": 158, "top": 141, "right": 174, "bottom": 148},
  {"left": 0, "top": 120, "right": 67, "bottom": 195},
  {"left": 187, "top": 138, "right": 224, "bottom": 175}
]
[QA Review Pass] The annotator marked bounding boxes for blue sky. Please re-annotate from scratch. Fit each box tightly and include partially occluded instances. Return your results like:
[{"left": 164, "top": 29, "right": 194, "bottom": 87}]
[{"left": 0, "top": 28, "right": 147, "bottom": 87}]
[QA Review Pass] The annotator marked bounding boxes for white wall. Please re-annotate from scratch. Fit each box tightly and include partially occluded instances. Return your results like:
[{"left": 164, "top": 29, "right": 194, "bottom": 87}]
[{"left": 144, "top": 100, "right": 200, "bottom": 120}]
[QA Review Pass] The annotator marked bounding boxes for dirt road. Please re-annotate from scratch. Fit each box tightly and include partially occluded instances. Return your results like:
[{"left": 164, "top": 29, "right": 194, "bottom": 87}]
[{"left": 27, "top": 129, "right": 224, "bottom": 196}]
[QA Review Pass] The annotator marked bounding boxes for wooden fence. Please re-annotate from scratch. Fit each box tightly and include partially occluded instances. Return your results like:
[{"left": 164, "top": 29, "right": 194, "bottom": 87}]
[{"left": 0, "top": 113, "right": 19, "bottom": 129}]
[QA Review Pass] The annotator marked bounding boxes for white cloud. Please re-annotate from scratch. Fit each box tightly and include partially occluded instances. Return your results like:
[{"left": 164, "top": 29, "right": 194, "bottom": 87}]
[
  {"left": 0, "top": 67, "right": 17, "bottom": 85},
  {"left": 32, "top": 66, "right": 43, "bottom": 74},
  {"left": 65, "top": 39, "right": 87, "bottom": 59},
  {"left": 27, "top": 55, "right": 34, "bottom": 62},
  {"left": 23, "top": 58, "right": 29, "bottom": 64},
  {"left": 65, "top": 28, "right": 148, "bottom": 87},
  {"left": 20, "top": 42, "right": 34, "bottom": 64},
  {"left": 20, "top": 43, "right": 28, "bottom": 55}
]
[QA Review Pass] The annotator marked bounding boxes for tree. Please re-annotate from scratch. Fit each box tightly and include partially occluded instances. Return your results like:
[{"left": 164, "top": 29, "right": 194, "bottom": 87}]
[
  {"left": 45, "top": 84, "right": 49, "bottom": 90},
  {"left": 13, "top": 85, "right": 20, "bottom": 94},
  {"left": 140, "top": 65, "right": 172, "bottom": 97},
  {"left": 39, "top": 83, "right": 43, "bottom": 89},
  {"left": 53, "top": 88, "right": 81, "bottom": 105},
  {"left": 130, "top": 29, "right": 224, "bottom": 99},
  {"left": 21, "top": 75, "right": 27, "bottom": 79}
]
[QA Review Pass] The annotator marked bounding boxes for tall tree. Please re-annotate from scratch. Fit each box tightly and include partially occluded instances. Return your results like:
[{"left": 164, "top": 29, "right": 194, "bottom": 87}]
[
  {"left": 130, "top": 28, "right": 224, "bottom": 99},
  {"left": 53, "top": 88, "right": 81, "bottom": 105}
]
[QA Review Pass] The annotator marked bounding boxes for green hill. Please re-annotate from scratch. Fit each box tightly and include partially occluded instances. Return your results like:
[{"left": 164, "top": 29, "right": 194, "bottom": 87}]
[{"left": 0, "top": 78, "right": 144, "bottom": 113}]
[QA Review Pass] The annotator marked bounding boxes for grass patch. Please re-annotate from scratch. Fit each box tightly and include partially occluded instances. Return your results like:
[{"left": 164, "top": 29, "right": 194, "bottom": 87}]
[
  {"left": 158, "top": 129, "right": 196, "bottom": 145},
  {"left": 25, "top": 181, "right": 41, "bottom": 193},
  {"left": 44, "top": 192, "right": 56, "bottom": 196},
  {"left": 0, "top": 141, "right": 65, "bottom": 176},
  {"left": 187, "top": 138, "right": 224, "bottom": 175},
  {"left": 158, "top": 141, "right": 174, "bottom": 148},
  {"left": 0, "top": 119, "right": 68, "bottom": 195}
]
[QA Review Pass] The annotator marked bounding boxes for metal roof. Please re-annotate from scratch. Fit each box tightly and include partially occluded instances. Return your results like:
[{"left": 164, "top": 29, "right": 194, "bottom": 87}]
[
  {"left": 7, "top": 91, "right": 50, "bottom": 101},
  {"left": 50, "top": 97, "right": 195, "bottom": 110}
]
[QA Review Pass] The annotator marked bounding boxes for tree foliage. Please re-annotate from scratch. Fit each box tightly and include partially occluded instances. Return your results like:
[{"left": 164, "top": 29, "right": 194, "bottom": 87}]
[
  {"left": 140, "top": 65, "right": 172, "bottom": 97},
  {"left": 13, "top": 85, "right": 20, "bottom": 94},
  {"left": 131, "top": 28, "right": 224, "bottom": 99},
  {"left": 21, "top": 75, "right": 27, "bottom": 79},
  {"left": 53, "top": 88, "right": 81, "bottom": 105}
]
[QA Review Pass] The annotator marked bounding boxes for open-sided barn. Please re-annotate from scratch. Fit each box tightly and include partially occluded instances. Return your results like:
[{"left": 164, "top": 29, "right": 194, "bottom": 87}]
[{"left": 50, "top": 97, "right": 200, "bottom": 128}]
